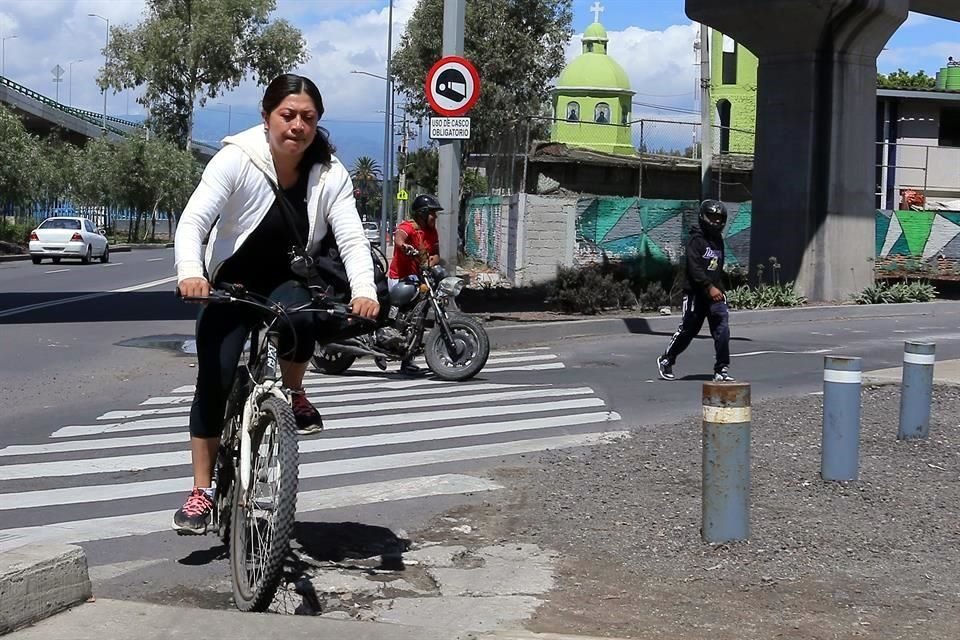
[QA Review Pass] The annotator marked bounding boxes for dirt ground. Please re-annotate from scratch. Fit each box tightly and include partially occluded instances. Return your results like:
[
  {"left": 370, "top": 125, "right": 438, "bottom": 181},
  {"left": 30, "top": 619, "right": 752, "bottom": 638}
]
[{"left": 416, "top": 385, "right": 960, "bottom": 639}]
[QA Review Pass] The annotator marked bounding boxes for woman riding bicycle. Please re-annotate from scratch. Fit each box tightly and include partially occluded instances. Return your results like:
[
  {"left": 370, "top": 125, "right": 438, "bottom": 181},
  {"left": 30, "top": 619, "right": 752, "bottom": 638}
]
[{"left": 173, "top": 74, "right": 380, "bottom": 535}]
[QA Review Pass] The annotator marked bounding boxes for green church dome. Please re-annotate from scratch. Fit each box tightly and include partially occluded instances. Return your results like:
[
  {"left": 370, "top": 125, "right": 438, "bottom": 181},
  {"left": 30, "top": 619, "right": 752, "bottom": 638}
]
[
  {"left": 557, "top": 52, "right": 632, "bottom": 92},
  {"left": 583, "top": 22, "right": 607, "bottom": 41}
]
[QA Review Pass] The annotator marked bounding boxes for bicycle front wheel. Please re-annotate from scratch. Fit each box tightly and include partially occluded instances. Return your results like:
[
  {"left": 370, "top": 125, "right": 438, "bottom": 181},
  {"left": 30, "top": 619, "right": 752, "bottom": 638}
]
[{"left": 230, "top": 396, "right": 299, "bottom": 612}]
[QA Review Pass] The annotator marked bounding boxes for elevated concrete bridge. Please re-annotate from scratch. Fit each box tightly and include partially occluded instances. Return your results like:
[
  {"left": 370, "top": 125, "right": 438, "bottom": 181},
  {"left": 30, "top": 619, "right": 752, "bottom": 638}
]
[
  {"left": 687, "top": 0, "right": 958, "bottom": 300},
  {"left": 0, "top": 74, "right": 218, "bottom": 162}
]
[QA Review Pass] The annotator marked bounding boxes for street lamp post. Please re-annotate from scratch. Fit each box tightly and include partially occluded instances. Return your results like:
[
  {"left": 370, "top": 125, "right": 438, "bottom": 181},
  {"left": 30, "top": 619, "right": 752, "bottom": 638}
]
[
  {"left": 68, "top": 59, "right": 84, "bottom": 107},
  {"left": 88, "top": 13, "right": 109, "bottom": 131},
  {"left": 1, "top": 34, "right": 17, "bottom": 77}
]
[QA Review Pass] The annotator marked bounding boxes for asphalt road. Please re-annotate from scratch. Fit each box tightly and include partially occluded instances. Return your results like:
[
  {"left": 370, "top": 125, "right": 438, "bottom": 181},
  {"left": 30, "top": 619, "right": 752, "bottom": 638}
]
[{"left": 3, "top": 251, "right": 960, "bottom": 609}]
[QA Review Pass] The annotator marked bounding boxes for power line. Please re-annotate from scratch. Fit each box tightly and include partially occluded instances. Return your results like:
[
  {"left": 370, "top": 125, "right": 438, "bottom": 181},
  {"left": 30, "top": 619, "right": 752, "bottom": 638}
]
[{"left": 632, "top": 101, "right": 699, "bottom": 115}]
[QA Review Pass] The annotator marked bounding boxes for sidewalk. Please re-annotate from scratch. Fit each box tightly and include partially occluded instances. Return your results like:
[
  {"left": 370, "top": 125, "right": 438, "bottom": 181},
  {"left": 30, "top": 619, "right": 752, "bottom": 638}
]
[
  {"left": 8, "top": 598, "right": 623, "bottom": 640},
  {"left": 864, "top": 357, "right": 960, "bottom": 385}
]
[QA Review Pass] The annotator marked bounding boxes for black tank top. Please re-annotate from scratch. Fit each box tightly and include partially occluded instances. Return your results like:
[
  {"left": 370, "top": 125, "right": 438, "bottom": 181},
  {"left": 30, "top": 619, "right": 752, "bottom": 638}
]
[{"left": 216, "top": 171, "right": 310, "bottom": 294}]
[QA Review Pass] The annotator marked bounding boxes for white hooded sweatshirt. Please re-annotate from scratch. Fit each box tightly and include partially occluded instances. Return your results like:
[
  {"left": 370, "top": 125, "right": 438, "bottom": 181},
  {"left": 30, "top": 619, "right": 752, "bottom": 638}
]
[{"left": 174, "top": 125, "right": 377, "bottom": 302}]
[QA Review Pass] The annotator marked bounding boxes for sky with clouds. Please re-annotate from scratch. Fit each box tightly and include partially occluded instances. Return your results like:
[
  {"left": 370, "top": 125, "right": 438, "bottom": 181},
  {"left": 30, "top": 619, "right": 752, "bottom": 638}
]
[{"left": 0, "top": 0, "right": 957, "bottom": 162}]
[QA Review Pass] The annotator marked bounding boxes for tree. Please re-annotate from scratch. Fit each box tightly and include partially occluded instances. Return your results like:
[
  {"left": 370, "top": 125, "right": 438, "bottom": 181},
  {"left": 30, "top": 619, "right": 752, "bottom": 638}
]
[
  {"left": 100, "top": 0, "right": 309, "bottom": 150},
  {"left": 0, "top": 105, "right": 42, "bottom": 213},
  {"left": 403, "top": 147, "right": 439, "bottom": 194},
  {"left": 391, "top": 0, "right": 572, "bottom": 161},
  {"left": 877, "top": 69, "right": 937, "bottom": 89},
  {"left": 351, "top": 156, "right": 382, "bottom": 197}
]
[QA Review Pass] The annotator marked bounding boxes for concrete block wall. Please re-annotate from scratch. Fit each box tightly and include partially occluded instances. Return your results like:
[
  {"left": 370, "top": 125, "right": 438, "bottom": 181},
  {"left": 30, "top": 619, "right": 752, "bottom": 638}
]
[{"left": 516, "top": 195, "right": 577, "bottom": 286}]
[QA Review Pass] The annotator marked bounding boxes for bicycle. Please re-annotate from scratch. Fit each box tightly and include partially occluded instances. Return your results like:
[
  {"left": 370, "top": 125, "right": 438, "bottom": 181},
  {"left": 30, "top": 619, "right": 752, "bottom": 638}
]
[{"left": 179, "top": 282, "right": 363, "bottom": 611}]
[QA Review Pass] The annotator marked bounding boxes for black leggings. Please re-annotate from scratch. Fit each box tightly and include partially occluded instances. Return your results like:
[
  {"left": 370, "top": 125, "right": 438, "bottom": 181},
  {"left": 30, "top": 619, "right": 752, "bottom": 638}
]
[{"left": 189, "top": 280, "right": 315, "bottom": 439}]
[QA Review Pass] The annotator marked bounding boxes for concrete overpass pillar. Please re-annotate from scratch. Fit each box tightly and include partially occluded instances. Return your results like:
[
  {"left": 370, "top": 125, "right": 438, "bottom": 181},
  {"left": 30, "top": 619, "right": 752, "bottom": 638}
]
[{"left": 687, "top": 0, "right": 908, "bottom": 301}]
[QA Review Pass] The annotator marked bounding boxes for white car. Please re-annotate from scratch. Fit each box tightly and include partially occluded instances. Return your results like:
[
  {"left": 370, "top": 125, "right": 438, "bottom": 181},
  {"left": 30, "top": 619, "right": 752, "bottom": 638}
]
[
  {"left": 363, "top": 221, "right": 381, "bottom": 246},
  {"left": 29, "top": 217, "right": 110, "bottom": 265}
]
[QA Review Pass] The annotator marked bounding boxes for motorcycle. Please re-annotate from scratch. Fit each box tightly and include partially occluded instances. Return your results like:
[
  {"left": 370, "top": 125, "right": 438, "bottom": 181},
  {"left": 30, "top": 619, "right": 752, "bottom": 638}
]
[{"left": 312, "top": 257, "right": 490, "bottom": 381}]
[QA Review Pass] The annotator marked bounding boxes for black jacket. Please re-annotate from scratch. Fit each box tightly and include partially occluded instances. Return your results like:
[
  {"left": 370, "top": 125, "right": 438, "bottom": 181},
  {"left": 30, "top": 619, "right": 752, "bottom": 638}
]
[{"left": 684, "top": 225, "right": 724, "bottom": 293}]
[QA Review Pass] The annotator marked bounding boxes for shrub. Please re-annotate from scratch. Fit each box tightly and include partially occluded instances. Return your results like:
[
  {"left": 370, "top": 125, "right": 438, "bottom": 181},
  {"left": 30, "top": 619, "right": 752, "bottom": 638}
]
[
  {"left": 853, "top": 280, "right": 938, "bottom": 304},
  {"left": 0, "top": 220, "right": 32, "bottom": 246},
  {"left": 546, "top": 265, "right": 637, "bottom": 315},
  {"left": 638, "top": 281, "right": 670, "bottom": 312}
]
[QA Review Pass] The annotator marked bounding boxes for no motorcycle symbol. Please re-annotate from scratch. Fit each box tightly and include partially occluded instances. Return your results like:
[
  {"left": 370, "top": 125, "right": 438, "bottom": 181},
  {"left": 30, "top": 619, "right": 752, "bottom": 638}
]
[{"left": 425, "top": 56, "right": 481, "bottom": 117}]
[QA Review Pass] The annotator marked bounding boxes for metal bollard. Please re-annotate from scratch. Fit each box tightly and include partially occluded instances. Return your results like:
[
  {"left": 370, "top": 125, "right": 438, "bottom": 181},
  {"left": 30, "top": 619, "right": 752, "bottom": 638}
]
[
  {"left": 822, "top": 356, "right": 862, "bottom": 481},
  {"left": 898, "top": 341, "right": 936, "bottom": 440},
  {"left": 702, "top": 382, "right": 751, "bottom": 543}
]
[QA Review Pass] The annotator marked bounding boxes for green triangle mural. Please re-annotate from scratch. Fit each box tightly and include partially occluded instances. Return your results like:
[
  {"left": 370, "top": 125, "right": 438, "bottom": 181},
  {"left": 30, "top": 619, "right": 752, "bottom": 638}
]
[
  {"left": 577, "top": 199, "right": 601, "bottom": 243},
  {"left": 639, "top": 200, "right": 689, "bottom": 232},
  {"left": 592, "top": 198, "right": 634, "bottom": 243},
  {"left": 726, "top": 203, "right": 752, "bottom": 237},
  {"left": 895, "top": 210, "right": 936, "bottom": 256},
  {"left": 875, "top": 211, "right": 891, "bottom": 256},
  {"left": 938, "top": 212, "right": 960, "bottom": 227},
  {"left": 888, "top": 233, "right": 910, "bottom": 256}
]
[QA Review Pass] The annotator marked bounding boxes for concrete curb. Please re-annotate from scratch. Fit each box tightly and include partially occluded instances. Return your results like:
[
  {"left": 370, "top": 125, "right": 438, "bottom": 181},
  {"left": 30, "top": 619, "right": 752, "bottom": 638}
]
[
  {"left": 6, "top": 598, "right": 633, "bottom": 640},
  {"left": 0, "top": 544, "right": 92, "bottom": 634},
  {"left": 483, "top": 300, "right": 960, "bottom": 348},
  {"left": 0, "top": 244, "right": 172, "bottom": 261}
]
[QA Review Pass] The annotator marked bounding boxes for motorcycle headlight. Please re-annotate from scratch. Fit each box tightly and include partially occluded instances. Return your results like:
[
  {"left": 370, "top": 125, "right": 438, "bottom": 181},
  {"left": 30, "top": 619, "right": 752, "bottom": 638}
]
[{"left": 439, "top": 276, "right": 465, "bottom": 298}]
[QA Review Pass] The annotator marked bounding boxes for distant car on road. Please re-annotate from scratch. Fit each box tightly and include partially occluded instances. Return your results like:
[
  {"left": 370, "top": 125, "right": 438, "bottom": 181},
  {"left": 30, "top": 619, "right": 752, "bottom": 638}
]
[
  {"left": 29, "top": 217, "right": 109, "bottom": 265},
  {"left": 363, "top": 221, "right": 381, "bottom": 246}
]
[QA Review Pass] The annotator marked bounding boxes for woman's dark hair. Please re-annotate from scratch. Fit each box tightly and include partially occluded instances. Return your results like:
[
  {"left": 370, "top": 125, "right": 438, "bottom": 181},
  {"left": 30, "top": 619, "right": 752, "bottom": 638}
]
[{"left": 262, "top": 73, "right": 335, "bottom": 167}]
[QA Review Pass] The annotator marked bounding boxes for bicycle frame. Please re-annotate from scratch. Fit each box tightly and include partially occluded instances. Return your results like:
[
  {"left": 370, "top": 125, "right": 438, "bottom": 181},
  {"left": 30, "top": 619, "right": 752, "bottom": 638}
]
[{"left": 238, "top": 329, "right": 288, "bottom": 494}]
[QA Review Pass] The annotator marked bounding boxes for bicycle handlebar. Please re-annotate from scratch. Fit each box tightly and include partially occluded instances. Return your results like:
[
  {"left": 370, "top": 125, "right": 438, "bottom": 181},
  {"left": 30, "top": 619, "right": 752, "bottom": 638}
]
[{"left": 176, "top": 282, "right": 374, "bottom": 325}]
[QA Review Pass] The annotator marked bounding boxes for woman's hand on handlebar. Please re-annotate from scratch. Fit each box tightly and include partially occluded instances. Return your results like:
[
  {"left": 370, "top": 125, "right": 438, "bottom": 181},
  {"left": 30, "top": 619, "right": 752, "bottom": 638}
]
[
  {"left": 178, "top": 277, "right": 211, "bottom": 302},
  {"left": 350, "top": 297, "right": 380, "bottom": 320}
]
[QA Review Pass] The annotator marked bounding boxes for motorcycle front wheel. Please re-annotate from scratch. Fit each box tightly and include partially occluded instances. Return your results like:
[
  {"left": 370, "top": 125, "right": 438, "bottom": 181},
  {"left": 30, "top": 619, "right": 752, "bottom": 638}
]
[
  {"left": 424, "top": 313, "right": 490, "bottom": 381},
  {"left": 311, "top": 345, "right": 356, "bottom": 374}
]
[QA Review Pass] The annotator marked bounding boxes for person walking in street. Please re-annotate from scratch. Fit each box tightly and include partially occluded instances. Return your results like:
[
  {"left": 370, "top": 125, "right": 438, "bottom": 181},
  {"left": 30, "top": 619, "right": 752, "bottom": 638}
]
[
  {"left": 657, "top": 200, "right": 734, "bottom": 382},
  {"left": 387, "top": 193, "right": 442, "bottom": 375},
  {"left": 172, "top": 74, "right": 380, "bottom": 535}
]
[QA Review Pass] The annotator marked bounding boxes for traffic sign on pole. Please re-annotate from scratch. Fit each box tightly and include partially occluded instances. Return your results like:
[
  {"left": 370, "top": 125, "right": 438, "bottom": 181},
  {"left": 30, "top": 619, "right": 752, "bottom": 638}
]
[{"left": 425, "top": 55, "right": 480, "bottom": 117}]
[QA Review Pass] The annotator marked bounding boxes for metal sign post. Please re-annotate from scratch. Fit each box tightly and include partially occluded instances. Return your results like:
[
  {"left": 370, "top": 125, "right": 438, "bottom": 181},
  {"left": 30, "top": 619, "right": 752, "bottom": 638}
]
[{"left": 433, "top": 0, "right": 471, "bottom": 269}]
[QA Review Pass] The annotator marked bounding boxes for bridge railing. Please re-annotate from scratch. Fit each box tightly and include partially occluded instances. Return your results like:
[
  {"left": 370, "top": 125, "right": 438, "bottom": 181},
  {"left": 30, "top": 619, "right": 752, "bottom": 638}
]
[{"left": 0, "top": 74, "right": 142, "bottom": 138}]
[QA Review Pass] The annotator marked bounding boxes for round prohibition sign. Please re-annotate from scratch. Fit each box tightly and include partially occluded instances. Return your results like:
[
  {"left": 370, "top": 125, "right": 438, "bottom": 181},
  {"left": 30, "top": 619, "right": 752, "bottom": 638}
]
[{"left": 425, "top": 55, "right": 480, "bottom": 117}]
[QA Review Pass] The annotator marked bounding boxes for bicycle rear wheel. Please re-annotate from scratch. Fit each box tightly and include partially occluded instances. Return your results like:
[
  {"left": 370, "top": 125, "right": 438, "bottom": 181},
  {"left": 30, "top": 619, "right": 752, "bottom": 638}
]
[{"left": 230, "top": 396, "right": 299, "bottom": 612}]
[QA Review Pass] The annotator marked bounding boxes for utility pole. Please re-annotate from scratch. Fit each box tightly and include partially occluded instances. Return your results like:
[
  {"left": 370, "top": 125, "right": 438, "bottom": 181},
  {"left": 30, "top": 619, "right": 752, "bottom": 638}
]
[
  {"left": 437, "top": 0, "right": 466, "bottom": 269},
  {"left": 378, "top": 0, "right": 395, "bottom": 249},
  {"left": 397, "top": 109, "right": 410, "bottom": 225},
  {"left": 88, "top": 14, "right": 110, "bottom": 132},
  {"left": 699, "top": 23, "right": 713, "bottom": 201}
]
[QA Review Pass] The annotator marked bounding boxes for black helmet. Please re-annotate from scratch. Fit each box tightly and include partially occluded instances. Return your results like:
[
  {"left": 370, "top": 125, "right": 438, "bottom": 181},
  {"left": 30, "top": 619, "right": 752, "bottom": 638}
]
[
  {"left": 411, "top": 194, "right": 443, "bottom": 223},
  {"left": 698, "top": 199, "right": 727, "bottom": 235}
]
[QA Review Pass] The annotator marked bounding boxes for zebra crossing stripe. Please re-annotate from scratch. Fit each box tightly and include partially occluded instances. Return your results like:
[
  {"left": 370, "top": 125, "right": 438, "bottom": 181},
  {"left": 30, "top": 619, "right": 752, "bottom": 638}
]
[
  {"left": 0, "top": 430, "right": 627, "bottom": 513},
  {"left": 143, "top": 382, "right": 544, "bottom": 407},
  {"left": 0, "top": 474, "right": 504, "bottom": 554},
  {"left": 0, "top": 411, "right": 620, "bottom": 479},
  {"left": 347, "top": 361, "right": 565, "bottom": 374},
  {"left": 167, "top": 377, "right": 464, "bottom": 397},
  {"left": 52, "top": 395, "right": 605, "bottom": 439}
]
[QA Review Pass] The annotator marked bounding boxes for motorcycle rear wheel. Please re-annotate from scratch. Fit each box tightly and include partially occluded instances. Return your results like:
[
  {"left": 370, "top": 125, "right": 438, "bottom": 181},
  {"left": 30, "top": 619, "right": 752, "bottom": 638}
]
[{"left": 311, "top": 345, "right": 356, "bottom": 375}]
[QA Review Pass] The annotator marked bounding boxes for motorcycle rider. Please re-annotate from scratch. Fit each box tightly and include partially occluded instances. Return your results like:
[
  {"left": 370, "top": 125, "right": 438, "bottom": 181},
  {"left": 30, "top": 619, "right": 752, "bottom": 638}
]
[
  {"left": 387, "top": 194, "right": 442, "bottom": 374},
  {"left": 657, "top": 199, "right": 734, "bottom": 382}
]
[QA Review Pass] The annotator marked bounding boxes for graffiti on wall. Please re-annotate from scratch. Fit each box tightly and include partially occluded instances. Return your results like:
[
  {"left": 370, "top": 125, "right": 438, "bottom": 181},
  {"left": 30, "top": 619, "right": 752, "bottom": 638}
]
[
  {"left": 462, "top": 194, "right": 960, "bottom": 280},
  {"left": 876, "top": 209, "right": 960, "bottom": 275},
  {"left": 575, "top": 197, "right": 752, "bottom": 273},
  {"left": 464, "top": 196, "right": 504, "bottom": 267}
]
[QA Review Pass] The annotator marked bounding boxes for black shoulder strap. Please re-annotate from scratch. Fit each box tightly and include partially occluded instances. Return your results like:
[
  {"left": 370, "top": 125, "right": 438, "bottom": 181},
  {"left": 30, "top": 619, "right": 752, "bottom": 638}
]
[{"left": 262, "top": 174, "right": 308, "bottom": 256}]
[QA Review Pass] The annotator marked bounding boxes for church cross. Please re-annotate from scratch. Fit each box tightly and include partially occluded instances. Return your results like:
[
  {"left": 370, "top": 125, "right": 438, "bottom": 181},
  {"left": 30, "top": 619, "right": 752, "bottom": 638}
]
[{"left": 590, "top": 1, "right": 604, "bottom": 24}]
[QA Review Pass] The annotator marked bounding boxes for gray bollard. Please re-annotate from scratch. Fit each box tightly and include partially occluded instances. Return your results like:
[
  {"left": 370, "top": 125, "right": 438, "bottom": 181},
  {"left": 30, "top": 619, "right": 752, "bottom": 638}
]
[
  {"left": 898, "top": 341, "right": 936, "bottom": 440},
  {"left": 822, "top": 356, "right": 862, "bottom": 481},
  {"left": 702, "top": 381, "right": 751, "bottom": 543}
]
